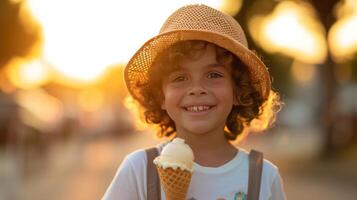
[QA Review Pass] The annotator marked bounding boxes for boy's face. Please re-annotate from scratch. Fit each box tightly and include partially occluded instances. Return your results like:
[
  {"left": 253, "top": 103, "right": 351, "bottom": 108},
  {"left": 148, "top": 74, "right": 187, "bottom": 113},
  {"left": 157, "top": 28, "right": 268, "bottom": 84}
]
[{"left": 161, "top": 44, "right": 237, "bottom": 136}]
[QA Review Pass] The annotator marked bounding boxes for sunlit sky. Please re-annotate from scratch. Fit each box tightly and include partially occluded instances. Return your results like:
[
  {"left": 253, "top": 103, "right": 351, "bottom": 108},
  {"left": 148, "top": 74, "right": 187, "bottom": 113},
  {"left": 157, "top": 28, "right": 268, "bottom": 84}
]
[{"left": 24, "top": 0, "right": 226, "bottom": 83}]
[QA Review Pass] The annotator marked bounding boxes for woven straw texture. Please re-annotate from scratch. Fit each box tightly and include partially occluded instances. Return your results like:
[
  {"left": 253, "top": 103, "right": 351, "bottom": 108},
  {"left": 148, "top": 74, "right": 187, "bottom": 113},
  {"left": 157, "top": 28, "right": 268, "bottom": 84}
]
[
  {"left": 125, "top": 4, "right": 271, "bottom": 104},
  {"left": 157, "top": 166, "right": 192, "bottom": 200}
]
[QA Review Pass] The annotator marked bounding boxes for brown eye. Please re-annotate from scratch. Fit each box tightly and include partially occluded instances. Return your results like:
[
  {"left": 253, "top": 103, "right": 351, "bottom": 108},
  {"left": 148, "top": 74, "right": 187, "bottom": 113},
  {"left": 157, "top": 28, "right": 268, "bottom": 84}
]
[
  {"left": 207, "top": 72, "right": 223, "bottom": 79},
  {"left": 172, "top": 75, "right": 187, "bottom": 82}
]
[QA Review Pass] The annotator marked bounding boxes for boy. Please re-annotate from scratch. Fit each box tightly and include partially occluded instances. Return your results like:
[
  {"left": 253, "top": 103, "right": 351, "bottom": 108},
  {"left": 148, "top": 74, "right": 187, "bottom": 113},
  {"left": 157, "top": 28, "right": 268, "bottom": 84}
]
[{"left": 103, "top": 4, "right": 286, "bottom": 200}]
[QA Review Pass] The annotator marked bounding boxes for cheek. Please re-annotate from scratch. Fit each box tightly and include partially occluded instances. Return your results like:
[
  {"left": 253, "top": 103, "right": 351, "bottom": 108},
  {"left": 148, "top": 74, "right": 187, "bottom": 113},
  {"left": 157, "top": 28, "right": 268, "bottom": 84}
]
[
  {"left": 161, "top": 86, "right": 184, "bottom": 109},
  {"left": 210, "top": 81, "right": 235, "bottom": 99},
  {"left": 217, "top": 90, "right": 234, "bottom": 104}
]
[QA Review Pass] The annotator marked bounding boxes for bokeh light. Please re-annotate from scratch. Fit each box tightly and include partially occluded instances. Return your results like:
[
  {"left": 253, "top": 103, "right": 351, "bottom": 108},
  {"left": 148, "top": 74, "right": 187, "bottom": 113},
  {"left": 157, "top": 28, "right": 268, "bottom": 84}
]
[
  {"left": 249, "top": 1, "right": 327, "bottom": 64},
  {"left": 5, "top": 57, "right": 51, "bottom": 90},
  {"left": 329, "top": 0, "right": 357, "bottom": 62},
  {"left": 15, "top": 88, "right": 64, "bottom": 131}
]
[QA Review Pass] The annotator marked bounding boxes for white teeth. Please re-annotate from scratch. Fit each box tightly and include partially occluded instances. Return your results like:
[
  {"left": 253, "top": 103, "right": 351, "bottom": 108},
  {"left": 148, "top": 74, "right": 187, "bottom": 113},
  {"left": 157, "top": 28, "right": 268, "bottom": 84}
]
[{"left": 186, "top": 105, "right": 211, "bottom": 112}]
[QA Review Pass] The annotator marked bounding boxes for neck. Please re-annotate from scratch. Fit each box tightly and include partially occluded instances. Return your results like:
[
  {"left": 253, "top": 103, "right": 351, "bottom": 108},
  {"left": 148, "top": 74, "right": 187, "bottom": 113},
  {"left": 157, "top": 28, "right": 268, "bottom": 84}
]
[{"left": 175, "top": 127, "right": 237, "bottom": 166}]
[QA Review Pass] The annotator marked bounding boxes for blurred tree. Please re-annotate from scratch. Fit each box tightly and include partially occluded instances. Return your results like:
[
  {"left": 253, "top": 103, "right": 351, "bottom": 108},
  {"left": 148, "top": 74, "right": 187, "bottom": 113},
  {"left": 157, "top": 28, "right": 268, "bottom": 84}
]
[
  {"left": 310, "top": 0, "right": 340, "bottom": 158},
  {"left": 0, "top": 0, "right": 40, "bottom": 147},
  {"left": 235, "top": 0, "right": 295, "bottom": 96},
  {"left": 0, "top": 0, "right": 40, "bottom": 69},
  {"left": 235, "top": 0, "right": 345, "bottom": 158}
]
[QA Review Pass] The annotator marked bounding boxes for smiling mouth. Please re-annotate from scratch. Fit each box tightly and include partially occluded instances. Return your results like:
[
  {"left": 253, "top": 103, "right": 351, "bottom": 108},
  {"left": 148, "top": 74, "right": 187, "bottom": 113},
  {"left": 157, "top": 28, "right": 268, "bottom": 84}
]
[{"left": 183, "top": 105, "right": 215, "bottom": 112}]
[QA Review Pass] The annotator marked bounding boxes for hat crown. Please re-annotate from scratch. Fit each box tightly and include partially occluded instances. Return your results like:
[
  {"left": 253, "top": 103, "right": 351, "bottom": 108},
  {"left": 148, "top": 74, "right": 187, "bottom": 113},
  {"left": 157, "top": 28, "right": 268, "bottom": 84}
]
[
  {"left": 160, "top": 4, "right": 248, "bottom": 47},
  {"left": 125, "top": 4, "right": 271, "bottom": 104}
]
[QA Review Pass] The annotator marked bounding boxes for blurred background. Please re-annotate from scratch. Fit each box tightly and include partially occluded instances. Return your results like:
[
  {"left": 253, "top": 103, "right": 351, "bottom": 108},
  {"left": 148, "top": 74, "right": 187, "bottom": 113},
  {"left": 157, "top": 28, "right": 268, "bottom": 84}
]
[{"left": 0, "top": 0, "right": 356, "bottom": 199}]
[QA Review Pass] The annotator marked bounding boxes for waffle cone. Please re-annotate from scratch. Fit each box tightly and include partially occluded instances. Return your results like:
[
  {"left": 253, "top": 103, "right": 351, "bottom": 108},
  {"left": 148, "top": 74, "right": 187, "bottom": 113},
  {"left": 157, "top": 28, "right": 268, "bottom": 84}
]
[{"left": 156, "top": 166, "right": 192, "bottom": 200}]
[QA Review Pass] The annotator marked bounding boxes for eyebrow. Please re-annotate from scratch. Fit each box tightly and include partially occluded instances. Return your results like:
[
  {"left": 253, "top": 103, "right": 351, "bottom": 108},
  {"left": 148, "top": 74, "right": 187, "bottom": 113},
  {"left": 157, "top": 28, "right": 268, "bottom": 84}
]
[
  {"left": 207, "top": 63, "right": 224, "bottom": 68},
  {"left": 181, "top": 63, "right": 224, "bottom": 69}
]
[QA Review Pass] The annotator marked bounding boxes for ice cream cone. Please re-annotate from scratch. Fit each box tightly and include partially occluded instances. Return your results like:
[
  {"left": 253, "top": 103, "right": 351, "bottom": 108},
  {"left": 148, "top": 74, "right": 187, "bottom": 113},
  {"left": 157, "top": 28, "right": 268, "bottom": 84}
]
[
  {"left": 154, "top": 138, "right": 194, "bottom": 200},
  {"left": 156, "top": 166, "right": 192, "bottom": 200}
]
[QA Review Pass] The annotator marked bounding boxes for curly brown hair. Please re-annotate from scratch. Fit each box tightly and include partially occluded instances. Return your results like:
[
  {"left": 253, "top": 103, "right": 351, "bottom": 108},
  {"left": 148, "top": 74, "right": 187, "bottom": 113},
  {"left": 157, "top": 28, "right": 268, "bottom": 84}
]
[{"left": 137, "top": 40, "right": 281, "bottom": 140}]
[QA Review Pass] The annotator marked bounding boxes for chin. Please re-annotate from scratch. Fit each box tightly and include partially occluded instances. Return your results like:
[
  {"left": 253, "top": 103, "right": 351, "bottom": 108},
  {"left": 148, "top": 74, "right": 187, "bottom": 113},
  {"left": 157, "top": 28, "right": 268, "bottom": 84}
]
[{"left": 183, "top": 125, "right": 216, "bottom": 135}]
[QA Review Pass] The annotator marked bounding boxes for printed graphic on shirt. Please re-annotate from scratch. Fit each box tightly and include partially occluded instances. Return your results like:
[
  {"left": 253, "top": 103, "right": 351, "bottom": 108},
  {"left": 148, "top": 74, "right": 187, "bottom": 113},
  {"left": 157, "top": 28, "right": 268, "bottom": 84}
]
[
  {"left": 233, "top": 192, "right": 247, "bottom": 200},
  {"left": 187, "top": 191, "right": 247, "bottom": 200}
]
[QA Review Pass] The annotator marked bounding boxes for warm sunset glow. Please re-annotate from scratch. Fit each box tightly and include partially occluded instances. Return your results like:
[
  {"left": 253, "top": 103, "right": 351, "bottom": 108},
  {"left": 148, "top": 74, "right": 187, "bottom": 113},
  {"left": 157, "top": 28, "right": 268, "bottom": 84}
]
[
  {"left": 5, "top": 58, "right": 50, "bottom": 89},
  {"left": 250, "top": 91, "right": 280, "bottom": 132},
  {"left": 78, "top": 88, "right": 104, "bottom": 112},
  {"left": 329, "top": 0, "right": 357, "bottom": 61},
  {"left": 23, "top": 0, "right": 227, "bottom": 85},
  {"left": 249, "top": 1, "right": 327, "bottom": 64},
  {"left": 123, "top": 95, "right": 148, "bottom": 132},
  {"left": 0, "top": 73, "right": 16, "bottom": 94},
  {"left": 232, "top": 91, "right": 281, "bottom": 143},
  {"left": 15, "top": 89, "right": 64, "bottom": 129},
  {"left": 220, "top": 0, "right": 242, "bottom": 16},
  {"left": 291, "top": 61, "right": 316, "bottom": 84}
]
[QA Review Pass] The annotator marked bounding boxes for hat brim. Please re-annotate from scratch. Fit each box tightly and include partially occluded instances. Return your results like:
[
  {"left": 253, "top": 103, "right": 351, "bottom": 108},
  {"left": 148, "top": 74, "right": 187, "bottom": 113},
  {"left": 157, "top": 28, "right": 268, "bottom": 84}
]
[{"left": 124, "top": 29, "right": 271, "bottom": 105}]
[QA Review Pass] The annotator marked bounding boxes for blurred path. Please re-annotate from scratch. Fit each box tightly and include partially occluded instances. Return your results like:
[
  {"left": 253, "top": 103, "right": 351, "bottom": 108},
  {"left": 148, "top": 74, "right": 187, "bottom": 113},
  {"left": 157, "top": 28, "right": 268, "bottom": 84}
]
[
  {"left": 19, "top": 131, "right": 159, "bottom": 200},
  {"left": 241, "top": 127, "right": 357, "bottom": 200}
]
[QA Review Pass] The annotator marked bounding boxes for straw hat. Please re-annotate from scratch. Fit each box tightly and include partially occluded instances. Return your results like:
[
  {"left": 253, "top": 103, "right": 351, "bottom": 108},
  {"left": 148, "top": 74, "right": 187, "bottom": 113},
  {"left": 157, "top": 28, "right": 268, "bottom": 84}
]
[{"left": 124, "top": 4, "right": 271, "bottom": 104}]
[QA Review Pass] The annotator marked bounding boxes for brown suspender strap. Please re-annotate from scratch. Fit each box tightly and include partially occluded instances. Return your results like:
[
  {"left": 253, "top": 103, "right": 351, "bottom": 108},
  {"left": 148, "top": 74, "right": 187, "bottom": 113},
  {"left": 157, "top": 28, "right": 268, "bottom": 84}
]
[
  {"left": 146, "top": 147, "right": 161, "bottom": 200},
  {"left": 247, "top": 150, "right": 263, "bottom": 200}
]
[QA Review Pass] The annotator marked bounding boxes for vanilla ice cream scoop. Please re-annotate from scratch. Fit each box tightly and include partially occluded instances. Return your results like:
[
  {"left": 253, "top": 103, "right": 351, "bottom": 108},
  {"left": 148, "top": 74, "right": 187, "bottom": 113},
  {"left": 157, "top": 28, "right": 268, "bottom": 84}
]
[{"left": 154, "top": 138, "right": 194, "bottom": 172}]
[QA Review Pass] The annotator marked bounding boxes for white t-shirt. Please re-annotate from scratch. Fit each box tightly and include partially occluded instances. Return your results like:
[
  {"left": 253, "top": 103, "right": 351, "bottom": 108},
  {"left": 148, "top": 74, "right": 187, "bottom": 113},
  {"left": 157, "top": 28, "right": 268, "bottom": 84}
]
[{"left": 102, "top": 143, "right": 286, "bottom": 200}]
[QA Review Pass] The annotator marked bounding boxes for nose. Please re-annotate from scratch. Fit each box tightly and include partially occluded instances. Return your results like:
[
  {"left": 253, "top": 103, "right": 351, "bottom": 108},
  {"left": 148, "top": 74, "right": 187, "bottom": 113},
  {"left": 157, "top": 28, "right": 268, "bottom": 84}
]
[{"left": 187, "top": 81, "right": 207, "bottom": 96}]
